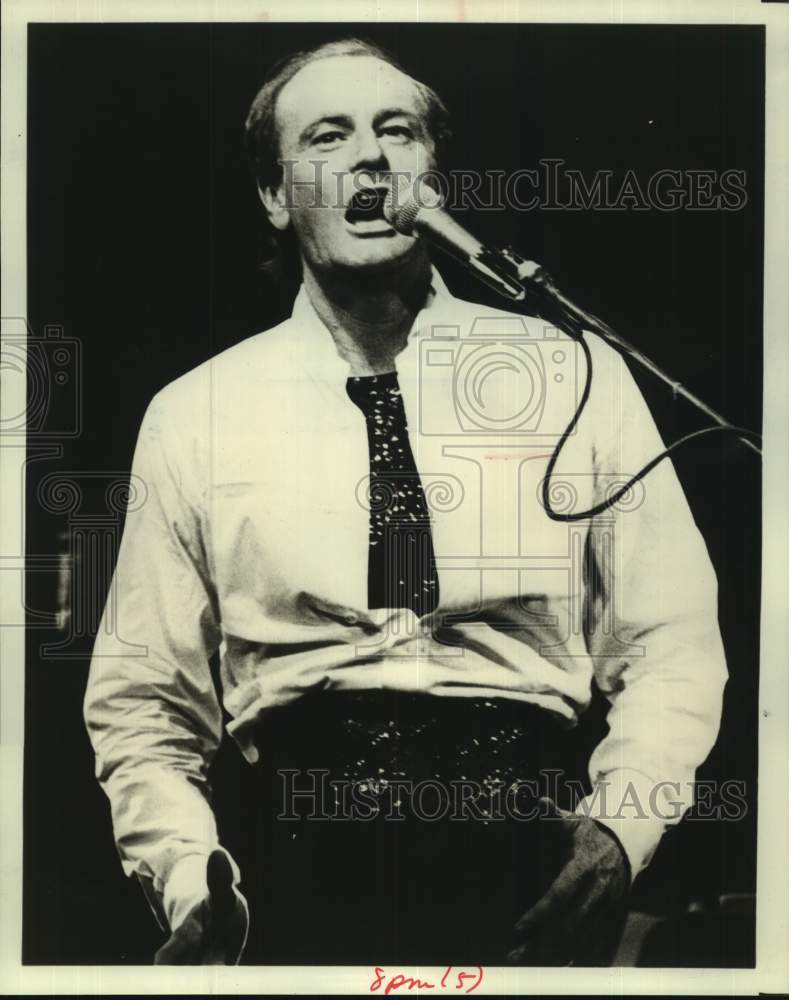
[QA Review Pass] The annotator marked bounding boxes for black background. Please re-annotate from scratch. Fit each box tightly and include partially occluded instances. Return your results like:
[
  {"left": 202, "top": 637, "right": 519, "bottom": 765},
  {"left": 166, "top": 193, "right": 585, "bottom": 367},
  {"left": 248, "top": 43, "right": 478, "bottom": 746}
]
[{"left": 24, "top": 23, "right": 763, "bottom": 964}]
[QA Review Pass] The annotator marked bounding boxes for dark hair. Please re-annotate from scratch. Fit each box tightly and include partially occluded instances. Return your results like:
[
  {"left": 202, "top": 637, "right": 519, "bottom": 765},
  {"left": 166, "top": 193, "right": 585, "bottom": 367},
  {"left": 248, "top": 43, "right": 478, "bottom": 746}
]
[{"left": 243, "top": 37, "right": 453, "bottom": 278}]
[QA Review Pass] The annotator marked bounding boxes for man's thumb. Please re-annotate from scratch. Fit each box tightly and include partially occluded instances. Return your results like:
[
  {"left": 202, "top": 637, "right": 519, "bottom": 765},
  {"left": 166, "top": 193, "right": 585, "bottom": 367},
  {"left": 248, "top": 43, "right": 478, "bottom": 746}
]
[{"left": 537, "top": 795, "right": 576, "bottom": 822}]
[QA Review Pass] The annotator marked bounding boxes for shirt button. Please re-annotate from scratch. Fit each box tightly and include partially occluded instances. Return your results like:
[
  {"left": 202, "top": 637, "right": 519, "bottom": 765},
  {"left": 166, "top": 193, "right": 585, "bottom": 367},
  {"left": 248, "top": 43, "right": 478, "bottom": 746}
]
[{"left": 344, "top": 611, "right": 359, "bottom": 625}]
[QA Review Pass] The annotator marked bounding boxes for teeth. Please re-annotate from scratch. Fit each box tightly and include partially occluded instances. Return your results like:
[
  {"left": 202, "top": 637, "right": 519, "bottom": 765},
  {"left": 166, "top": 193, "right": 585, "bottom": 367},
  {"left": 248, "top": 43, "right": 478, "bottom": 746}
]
[{"left": 352, "top": 188, "right": 385, "bottom": 205}]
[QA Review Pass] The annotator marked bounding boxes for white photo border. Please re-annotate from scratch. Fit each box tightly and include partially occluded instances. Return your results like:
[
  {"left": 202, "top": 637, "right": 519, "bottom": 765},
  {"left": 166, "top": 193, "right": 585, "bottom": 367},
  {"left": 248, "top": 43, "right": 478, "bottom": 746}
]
[{"left": 1, "top": 0, "right": 787, "bottom": 994}]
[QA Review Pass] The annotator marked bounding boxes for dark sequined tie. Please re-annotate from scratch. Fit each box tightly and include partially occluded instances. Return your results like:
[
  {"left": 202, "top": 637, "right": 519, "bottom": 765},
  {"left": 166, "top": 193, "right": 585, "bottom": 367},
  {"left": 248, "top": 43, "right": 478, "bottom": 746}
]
[{"left": 346, "top": 371, "right": 439, "bottom": 616}]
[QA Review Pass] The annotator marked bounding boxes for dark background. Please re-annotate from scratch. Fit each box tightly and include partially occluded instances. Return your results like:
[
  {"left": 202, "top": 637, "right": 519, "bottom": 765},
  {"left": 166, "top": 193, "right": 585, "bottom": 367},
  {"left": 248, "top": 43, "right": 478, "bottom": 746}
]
[{"left": 24, "top": 23, "right": 763, "bottom": 964}]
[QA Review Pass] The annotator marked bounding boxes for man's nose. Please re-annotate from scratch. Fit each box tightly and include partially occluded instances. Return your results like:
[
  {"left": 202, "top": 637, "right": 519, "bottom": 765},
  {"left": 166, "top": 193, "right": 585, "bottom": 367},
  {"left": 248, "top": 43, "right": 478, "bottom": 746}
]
[{"left": 348, "top": 128, "right": 390, "bottom": 173}]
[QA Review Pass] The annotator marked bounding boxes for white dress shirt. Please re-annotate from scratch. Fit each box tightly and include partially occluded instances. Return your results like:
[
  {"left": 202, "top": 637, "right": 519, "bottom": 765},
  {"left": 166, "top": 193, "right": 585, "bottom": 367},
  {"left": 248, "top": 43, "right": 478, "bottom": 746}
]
[{"left": 84, "top": 267, "right": 727, "bottom": 927}]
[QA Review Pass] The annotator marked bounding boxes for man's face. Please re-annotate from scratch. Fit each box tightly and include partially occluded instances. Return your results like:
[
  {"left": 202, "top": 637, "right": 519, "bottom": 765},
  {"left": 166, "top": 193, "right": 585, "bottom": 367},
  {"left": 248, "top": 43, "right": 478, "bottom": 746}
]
[{"left": 267, "top": 54, "right": 437, "bottom": 274}]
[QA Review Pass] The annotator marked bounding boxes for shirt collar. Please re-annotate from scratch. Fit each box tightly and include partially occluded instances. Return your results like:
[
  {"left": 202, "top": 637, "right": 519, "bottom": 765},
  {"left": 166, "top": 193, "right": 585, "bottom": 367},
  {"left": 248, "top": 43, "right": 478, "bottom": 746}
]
[{"left": 288, "top": 264, "right": 456, "bottom": 381}]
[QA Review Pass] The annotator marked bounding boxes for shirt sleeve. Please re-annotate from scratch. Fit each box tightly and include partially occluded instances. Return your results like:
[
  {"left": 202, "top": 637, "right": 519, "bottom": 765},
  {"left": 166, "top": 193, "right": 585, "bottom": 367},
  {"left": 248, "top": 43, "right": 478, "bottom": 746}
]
[
  {"left": 576, "top": 335, "right": 728, "bottom": 879},
  {"left": 83, "top": 389, "right": 225, "bottom": 904}
]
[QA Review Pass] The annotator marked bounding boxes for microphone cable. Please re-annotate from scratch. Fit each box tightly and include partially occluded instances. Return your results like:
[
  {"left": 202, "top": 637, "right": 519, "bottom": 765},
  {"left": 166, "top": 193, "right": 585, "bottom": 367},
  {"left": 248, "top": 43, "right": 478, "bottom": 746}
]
[{"left": 516, "top": 268, "right": 763, "bottom": 523}]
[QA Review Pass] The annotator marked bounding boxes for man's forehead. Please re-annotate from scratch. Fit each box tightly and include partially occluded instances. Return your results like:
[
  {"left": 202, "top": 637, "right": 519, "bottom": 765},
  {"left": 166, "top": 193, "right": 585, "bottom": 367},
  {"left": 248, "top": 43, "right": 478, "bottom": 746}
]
[{"left": 276, "top": 55, "right": 426, "bottom": 135}]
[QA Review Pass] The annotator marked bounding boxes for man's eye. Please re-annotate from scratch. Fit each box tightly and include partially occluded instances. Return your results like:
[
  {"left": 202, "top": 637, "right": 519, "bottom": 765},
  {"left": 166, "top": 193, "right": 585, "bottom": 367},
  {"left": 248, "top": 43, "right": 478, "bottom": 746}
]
[
  {"left": 312, "top": 131, "right": 346, "bottom": 146},
  {"left": 380, "top": 125, "right": 415, "bottom": 143}
]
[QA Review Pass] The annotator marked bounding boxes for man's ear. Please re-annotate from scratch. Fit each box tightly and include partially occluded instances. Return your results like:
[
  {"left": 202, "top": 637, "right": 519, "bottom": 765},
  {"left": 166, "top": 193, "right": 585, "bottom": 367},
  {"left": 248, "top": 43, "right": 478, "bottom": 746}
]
[{"left": 257, "top": 181, "right": 290, "bottom": 232}]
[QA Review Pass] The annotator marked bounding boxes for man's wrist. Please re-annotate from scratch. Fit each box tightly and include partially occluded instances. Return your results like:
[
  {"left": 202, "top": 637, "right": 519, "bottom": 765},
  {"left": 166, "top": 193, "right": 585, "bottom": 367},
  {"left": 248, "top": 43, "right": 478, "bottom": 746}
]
[{"left": 575, "top": 769, "right": 671, "bottom": 882}]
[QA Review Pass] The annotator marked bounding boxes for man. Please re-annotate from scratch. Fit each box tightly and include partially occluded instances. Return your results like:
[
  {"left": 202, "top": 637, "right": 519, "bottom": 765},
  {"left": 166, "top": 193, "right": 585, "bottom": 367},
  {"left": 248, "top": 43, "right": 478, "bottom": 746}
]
[{"left": 84, "top": 38, "right": 727, "bottom": 966}]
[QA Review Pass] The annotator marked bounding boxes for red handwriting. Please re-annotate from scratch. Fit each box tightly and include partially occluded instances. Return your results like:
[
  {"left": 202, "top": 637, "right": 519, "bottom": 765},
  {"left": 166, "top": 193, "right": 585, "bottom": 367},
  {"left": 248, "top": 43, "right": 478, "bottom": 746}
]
[{"left": 370, "top": 966, "right": 483, "bottom": 995}]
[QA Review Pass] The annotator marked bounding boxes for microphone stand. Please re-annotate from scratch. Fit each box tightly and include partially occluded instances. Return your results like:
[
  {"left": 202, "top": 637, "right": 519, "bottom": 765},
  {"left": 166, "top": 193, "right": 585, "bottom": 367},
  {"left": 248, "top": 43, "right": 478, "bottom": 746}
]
[{"left": 480, "top": 245, "right": 762, "bottom": 457}]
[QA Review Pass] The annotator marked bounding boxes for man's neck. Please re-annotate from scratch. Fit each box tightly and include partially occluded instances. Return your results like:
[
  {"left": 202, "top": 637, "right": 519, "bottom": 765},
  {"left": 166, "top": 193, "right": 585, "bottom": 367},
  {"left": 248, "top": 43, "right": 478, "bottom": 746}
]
[{"left": 302, "top": 249, "right": 433, "bottom": 376}]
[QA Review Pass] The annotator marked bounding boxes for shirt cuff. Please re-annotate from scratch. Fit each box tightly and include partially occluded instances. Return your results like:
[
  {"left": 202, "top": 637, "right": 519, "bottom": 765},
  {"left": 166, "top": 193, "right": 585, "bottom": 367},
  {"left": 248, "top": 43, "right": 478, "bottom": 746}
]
[
  {"left": 162, "top": 848, "right": 241, "bottom": 931},
  {"left": 575, "top": 769, "right": 679, "bottom": 882}
]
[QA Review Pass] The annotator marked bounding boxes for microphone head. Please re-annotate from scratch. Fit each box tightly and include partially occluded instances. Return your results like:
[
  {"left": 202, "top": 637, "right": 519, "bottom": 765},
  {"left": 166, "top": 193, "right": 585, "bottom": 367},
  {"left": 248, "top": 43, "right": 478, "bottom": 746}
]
[{"left": 383, "top": 177, "right": 444, "bottom": 235}]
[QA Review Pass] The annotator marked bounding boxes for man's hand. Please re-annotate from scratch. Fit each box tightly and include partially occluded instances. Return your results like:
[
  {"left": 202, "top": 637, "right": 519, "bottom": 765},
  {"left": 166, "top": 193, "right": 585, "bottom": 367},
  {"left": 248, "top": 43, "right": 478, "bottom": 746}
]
[
  {"left": 507, "top": 797, "right": 631, "bottom": 966},
  {"left": 154, "top": 850, "right": 249, "bottom": 965}
]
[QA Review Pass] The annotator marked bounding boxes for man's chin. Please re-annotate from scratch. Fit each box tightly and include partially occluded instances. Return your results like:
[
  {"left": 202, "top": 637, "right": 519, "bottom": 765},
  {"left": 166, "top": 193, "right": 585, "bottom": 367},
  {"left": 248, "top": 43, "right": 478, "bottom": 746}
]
[{"left": 338, "top": 236, "right": 422, "bottom": 273}]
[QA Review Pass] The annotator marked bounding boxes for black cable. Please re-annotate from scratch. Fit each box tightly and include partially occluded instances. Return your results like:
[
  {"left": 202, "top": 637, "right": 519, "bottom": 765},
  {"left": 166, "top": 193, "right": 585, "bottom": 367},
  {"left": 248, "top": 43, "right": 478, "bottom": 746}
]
[{"left": 535, "top": 308, "right": 761, "bottom": 524}]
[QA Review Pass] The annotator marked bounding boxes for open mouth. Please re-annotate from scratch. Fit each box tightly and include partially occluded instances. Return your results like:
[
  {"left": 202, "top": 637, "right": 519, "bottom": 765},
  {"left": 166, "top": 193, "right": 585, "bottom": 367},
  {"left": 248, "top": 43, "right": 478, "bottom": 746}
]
[{"left": 345, "top": 187, "right": 391, "bottom": 227}]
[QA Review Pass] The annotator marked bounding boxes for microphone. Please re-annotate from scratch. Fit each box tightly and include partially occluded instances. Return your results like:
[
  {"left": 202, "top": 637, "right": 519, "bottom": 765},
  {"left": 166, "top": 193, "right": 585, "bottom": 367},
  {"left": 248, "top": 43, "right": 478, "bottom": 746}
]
[
  {"left": 386, "top": 179, "right": 764, "bottom": 476},
  {"left": 383, "top": 178, "right": 526, "bottom": 301}
]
